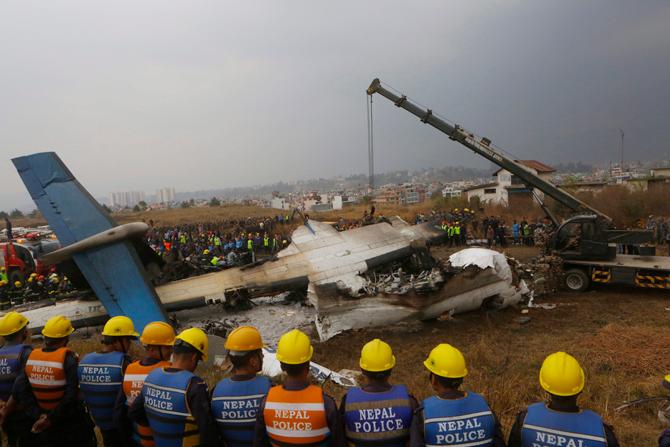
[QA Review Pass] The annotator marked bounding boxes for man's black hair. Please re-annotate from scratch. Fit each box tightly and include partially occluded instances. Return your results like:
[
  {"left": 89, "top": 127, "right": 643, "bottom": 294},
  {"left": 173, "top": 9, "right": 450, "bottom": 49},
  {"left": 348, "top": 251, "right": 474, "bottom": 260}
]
[
  {"left": 102, "top": 335, "right": 135, "bottom": 345},
  {"left": 173, "top": 339, "right": 201, "bottom": 359},
  {"left": 433, "top": 374, "right": 463, "bottom": 390},
  {"left": 230, "top": 349, "right": 261, "bottom": 369},
  {"left": 3, "top": 328, "right": 26, "bottom": 343},
  {"left": 280, "top": 361, "right": 310, "bottom": 376},
  {"left": 362, "top": 369, "right": 392, "bottom": 381}
]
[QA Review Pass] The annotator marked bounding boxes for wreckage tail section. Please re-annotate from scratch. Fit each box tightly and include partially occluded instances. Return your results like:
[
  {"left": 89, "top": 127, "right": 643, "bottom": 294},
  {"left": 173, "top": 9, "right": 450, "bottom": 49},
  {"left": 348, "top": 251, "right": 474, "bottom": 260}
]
[{"left": 12, "top": 152, "right": 168, "bottom": 330}]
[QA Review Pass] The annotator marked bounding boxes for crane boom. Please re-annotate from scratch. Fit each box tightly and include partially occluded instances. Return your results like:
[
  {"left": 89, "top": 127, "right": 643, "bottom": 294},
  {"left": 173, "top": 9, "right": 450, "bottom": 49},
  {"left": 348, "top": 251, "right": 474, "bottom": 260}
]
[{"left": 366, "top": 78, "right": 610, "bottom": 222}]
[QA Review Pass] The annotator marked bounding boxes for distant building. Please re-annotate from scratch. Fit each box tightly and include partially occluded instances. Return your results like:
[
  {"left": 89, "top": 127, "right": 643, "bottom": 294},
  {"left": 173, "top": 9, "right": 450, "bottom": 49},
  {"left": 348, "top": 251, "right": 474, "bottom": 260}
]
[
  {"left": 110, "top": 191, "right": 146, "bottom": 208},
  {"left": 375, "top": 183, "right": 427, "bottom": 205},
  {"left": 465, "top": 160, "right": 555, "bottom": 207},
  {"left": 155, "top": 187, "right": 176, "bottom": 204},
  {"left": 442, "top": 185, "right": 462, "bottom": 199}
]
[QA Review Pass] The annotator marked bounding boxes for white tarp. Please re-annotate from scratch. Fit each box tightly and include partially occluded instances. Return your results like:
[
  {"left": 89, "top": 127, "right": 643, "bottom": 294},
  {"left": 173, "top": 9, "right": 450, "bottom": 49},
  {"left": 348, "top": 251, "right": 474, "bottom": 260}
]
[{"left": 449, "top": 248, "right": 513, "bottom": 284}]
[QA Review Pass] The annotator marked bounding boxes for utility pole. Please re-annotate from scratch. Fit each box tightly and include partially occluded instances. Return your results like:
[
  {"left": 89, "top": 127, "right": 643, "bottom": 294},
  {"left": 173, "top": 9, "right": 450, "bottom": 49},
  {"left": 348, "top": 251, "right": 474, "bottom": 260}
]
[
  {"left": 367, "top": 94, "right": 375, "bottom": 193},
  {"left": 619, "top": 129, "right": 624, "bottom": 172}
]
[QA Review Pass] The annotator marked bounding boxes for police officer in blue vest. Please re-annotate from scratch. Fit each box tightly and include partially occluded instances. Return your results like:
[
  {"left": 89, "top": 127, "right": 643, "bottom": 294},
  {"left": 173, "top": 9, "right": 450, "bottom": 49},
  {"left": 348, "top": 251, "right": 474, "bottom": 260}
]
[
  {"left": 0, "top": 311, "right": 39, "bottom": 447},
  {"left": 341, "top": 339, "right": 417, "bottom": 447},
  {"left": 410, "top": 343, "right": 505, "bottom": 446},
  {"left": 508, "top": 352, "right": 619, "bottom": 447},
  {"left": 211, "top": 326, "right": 270, "bottom": 446},
  {"left": 129, "top": 327, "right": 219, "bottom": 447},
  {"left": 78, "top": 316, "right": 138, "bottom": 447}
]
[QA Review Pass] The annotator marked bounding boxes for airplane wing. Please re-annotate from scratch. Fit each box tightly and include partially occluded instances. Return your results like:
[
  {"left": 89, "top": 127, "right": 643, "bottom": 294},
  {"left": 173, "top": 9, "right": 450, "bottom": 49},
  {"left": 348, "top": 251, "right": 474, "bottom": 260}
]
[{"left": 12, "top": 152, "right": 167, "bottom": 330}]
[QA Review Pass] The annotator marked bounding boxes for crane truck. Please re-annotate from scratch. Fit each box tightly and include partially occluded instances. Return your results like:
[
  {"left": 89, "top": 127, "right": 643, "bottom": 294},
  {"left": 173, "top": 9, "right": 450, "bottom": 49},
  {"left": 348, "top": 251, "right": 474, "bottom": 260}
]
[{"left": 367, "top": 78, "right": 669, "bottom": 292}]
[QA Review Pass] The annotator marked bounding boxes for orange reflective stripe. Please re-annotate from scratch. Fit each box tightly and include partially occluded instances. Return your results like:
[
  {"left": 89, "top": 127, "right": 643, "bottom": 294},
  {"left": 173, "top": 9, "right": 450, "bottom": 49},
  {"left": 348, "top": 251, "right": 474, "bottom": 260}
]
[
  {"left": 264, "top": 384, "right": 330, "bottom": 445},
  {"left": 25, "top": 347, "right": 70, "bottom": 411},
  {"left": 123, "top": 360, "right": 170, "bottom": 447}
]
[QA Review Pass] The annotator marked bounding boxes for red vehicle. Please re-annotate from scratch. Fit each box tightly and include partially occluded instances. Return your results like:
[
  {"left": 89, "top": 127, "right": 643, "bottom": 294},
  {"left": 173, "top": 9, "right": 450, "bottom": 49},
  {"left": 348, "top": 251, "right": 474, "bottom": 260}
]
[{"left": 1, "top": 239, "right": 60, "bottom": 284}]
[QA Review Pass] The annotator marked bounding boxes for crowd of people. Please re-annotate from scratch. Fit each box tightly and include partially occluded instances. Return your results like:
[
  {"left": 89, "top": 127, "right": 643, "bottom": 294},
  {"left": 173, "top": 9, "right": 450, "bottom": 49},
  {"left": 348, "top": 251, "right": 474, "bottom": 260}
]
[
  {"left": 0, "top": 312, "right": 631, "bottom": 447},
  {"left": 0, "top": 270, "right": 72, "bottom": 309},
  {"left": 145, "top": 215, "right": 297, "bottom": 269}
]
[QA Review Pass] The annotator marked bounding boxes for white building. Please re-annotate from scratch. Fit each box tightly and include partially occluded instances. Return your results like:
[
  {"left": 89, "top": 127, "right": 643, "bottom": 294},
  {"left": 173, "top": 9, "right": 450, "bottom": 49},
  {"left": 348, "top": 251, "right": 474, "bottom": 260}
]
[
  {"left": 465, "top": 160, "right": 555, "bottom": 207},
  {"left": 110, "top": 191, "right": 146, "bottom": 208},
  {"left": 155, "top": 187, "right": 176, "bottom": 204},
  {"left": 441, "top": 186, "right": 463, "bottom": 199},
  {"left": 271, "top": 197, "right": 290, "bottom": 210}
]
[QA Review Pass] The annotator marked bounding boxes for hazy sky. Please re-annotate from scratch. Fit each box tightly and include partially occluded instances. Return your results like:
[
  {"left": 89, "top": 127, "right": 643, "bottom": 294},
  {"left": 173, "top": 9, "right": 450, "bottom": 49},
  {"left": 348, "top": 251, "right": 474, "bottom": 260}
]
[{"left": 1, "top": 1, "right": 669, "bottom": 210}]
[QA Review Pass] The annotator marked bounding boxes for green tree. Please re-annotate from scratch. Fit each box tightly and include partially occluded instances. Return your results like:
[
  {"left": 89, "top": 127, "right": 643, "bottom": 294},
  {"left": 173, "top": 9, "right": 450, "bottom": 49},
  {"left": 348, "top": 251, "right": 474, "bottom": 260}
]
[
  {"left": 209, "top": 197, "right": 221, "bottom": 207},
  {"left": 0, "top": 211, "right": 8, "bottom": 219},
  {"left": 181, "top": 201, "right": 191, "bottom": 208},
  {"left": 133, "top": 205, "right": 141, "bottom": 212},
  {"left": 9, "top": 209, "right": 24, "bottom": 219},
  {"left": 138, "top": 200, "right": 148, "bottom": 211}
]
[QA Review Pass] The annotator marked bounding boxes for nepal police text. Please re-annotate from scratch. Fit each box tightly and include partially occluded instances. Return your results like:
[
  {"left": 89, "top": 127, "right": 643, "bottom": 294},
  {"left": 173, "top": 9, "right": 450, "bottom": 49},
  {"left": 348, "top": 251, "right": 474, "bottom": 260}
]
[
  {"left": 80, "top": 366, "right": 115, "bottom": 383},
  {"left": 220, "top": 399, "right": 260, "bottom": 420},
  {"left": 145, "top": 387, "right": 175, "bottom": 410},
  {"left": 355, "top": 407, "right": 406, "bottom": 432},
  {"left": 272, "top": 410, "right": 315, "bottom": 431},
  {"left": 435, "top": 417, "right": 487, "bottom": 444},
  {"left": 0, "top": 358, "right": 13, "bottom": 375},
  {"left": 531, "top": 432, "right": 591, "bottom": 447}
]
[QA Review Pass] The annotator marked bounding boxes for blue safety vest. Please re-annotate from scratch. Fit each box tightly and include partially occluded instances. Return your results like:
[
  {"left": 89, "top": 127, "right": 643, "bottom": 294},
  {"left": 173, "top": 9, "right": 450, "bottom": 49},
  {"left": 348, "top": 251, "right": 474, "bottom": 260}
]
[
  {"left": 142, "top": 368, "right": 199, "bottom": 447},
  {"left": 521, "top": 402, "right": 607, "bottom": 447},
  {"left": 344, "top": 385, "right": 413, "bottom": 447},
  {"left": 0, "top": 343, "right": 30, "bottom": 401},
  {"left": 211, "top": 375, "right": 271, "bottom": 447},
  {"left": 78, "top": 351, "right": 125, "bottom": 430},
  {"left": 423, "top": 392, "right": 495, "bottom": 446}
]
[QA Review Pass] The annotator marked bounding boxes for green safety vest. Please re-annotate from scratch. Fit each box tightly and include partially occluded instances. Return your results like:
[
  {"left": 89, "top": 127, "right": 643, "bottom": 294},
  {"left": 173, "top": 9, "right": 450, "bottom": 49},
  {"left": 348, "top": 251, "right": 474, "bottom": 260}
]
[
  {"left": 247, "top": 239, "right": 253, "bottom": 250},
  {"left": 448, "top": 227, "right": 454, "bottom": 236},
  {"left": 454, "top": 226, "right": 461, "bottom": 235},
  {"left": 263, "top": 237, "right": 269, "bottom": 247},
  {"left": 214, "top": 237, "right": 221, "bottom": 246},
  {"left": 210, "top": 257, "right": 219, "bottom": 266}
]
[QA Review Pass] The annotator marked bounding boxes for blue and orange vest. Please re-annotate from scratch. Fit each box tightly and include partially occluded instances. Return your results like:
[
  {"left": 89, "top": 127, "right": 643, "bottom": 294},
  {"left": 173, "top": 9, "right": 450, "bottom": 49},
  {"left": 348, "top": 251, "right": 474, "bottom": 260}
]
[
  {"left": 521, "top": 402, "right": 607, "bottom": 447},
  {"left": 78, "top": 351, "right": 126, "bottom": 430},
  {"left": 0, "top": 343, "right": 31, "bottom": 401},
  {"left": 344, "top": 384, "right": 413, "bottom": 447},
  {"left": 263, "top": 384, "right": 331, "bottom": 446},
  {"left": 423, "top": 392, "right": 495, "bottom": 446},
  {"left": 142, "top": 368, "right": 200, "bottom": 447},
  {"left": 25, "top": 347, "right": 70, "bottom": 411},
  {"left": 211, "top": 375, "right": 271, "bottom": 447}
]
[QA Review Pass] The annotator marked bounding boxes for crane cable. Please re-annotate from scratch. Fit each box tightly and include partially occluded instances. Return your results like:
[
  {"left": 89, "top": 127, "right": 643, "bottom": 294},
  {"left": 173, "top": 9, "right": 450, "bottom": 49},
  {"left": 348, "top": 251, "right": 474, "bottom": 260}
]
[{"left": 366, "top": 93, "right": 374, "bottom": 191}]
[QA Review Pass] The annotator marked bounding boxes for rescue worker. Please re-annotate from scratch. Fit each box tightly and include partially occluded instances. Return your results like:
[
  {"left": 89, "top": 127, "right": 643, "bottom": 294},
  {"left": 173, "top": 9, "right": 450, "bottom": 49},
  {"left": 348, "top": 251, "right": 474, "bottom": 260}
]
[
  {"left": 115, "top": 321, "right": 175, "bottom": 447},
  {"left": 410, "top": 343, "right": 505, "bottom": 446},
  {"left": 0, "top": 280, "right": 9, "bottom": 309},
  {"left": 0, "top": 311, "right": 38, "bottom": 447},
  {"left": 341, "top": 339, "right": 417, "bottom": 446},
  {"left": 78, "top": 316, "right": 138, "bottom": 447},
  {"left": 659, "top": 375, "right": 670, "bottom": 446},
  {"left": 16, "top": 315, "right": 97, "bottom": 447},
  {"left": 507, "top": 352, "right": 619, "bottom": 447},
  {"left": 211, "top": 326, "right": 271, "bottom": 446},
  {"left": 0, "top": 266, "right": 7, "bottom": 283},
  {"left": 129, "top": 327, "right": 219, "bottom": 447},
  {"left": 254, "top": 329, "right": 342, "bottom": 446}
]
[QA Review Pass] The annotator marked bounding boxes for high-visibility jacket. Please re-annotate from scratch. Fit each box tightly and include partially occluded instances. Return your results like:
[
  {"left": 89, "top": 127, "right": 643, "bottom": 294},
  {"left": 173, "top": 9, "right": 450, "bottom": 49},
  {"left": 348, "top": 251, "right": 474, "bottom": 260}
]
[
  {"left": 343, "top": 385, "right": 413, "bottom": 447},
  {"left": 454, "top": 226, "right": 461, "bottom": 236},
  {"left": 143, "top": 368, "right": 200, "bottom": 447},
  {"left": 521, "top": 403, "right": 607, "bottom": 447},
  {"left": 211, "top": 376, "right": 271, "bottom": 447},
  {"left": 423, "top": 392, "right": 495, "bottom": 446},
  {"left": 210, "top": 256, "right": 219, "bottom": 266},
  {"left": 263, "top": 237, "right": 270, "bottom": 247},
  {"left": 0, "top": 343, "right": 31, "bottom": 401},
  {"left": 124, "top": 360, "right": 171, "bottom": 447},
  {"left": 78, "top": 351, "right": 125, "bottom": 430},
  {"left": 25, "top": 347, "right": 70, "bottom": 411},
  {"left": 247, "top": 239, "right": 253, "bottom": 251},
  {"left": 263, "top": 384, "right": 331, "bottom": 446}
]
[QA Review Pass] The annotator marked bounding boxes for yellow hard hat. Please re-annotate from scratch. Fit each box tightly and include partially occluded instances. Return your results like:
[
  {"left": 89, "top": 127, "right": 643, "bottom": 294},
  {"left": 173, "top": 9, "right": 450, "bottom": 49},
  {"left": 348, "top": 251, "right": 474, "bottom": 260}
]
[
  {"left": 663, "top": 374, "right": 670, "bottom": 390},
  {"left": 27, "top": 277, "right": 33, "bottom": 283},
  {"left": 42, "top": 315, "right": 75, "bottom": 338},
  {"left": 539, "top": 352, "right": 585, "bottom": 396},
  {"left": 14, "top": 281, "right": 22, "bottom": 288},
  {"left": 102, "top": 316, "right": 139, "bottom": 338},
  {"left": 0, "top": 311, "right": 29, "bottom": 336},
  {"left": 423, "top": 343, "right": 468, "bottom": 378},
  {"left": 140, "top": 321, "right": 176, "bottom": 346},
  {"left": 359, "top": 339, "right": 396, "bottom": 372},
  {"left": 175, "top": 328, "right": 209, "bottom": 361},
  {"left": 225, "top": 326, "right": 264, "bottom": 352},
  {"left": 30, "top": 273, "right": 38, "bottom": 278},
  {"left": 276, "top": 329, "right": 313, "bottom": 365},
  {"left": 203, "top": 249, "right": 210, "bottom": 255}
]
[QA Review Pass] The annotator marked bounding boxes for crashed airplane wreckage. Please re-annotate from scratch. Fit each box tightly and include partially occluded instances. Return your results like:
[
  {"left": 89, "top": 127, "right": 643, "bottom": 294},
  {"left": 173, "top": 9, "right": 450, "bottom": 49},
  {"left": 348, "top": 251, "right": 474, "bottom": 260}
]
[{"left": 6, "top": 152, "right": 527, "bottom": 341}]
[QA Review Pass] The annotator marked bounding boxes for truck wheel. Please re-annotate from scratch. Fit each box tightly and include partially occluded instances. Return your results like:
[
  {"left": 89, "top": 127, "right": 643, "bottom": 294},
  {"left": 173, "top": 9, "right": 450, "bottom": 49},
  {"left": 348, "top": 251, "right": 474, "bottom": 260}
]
[{"left": 564, "top": 269, "right": 589, "bottom": 292}]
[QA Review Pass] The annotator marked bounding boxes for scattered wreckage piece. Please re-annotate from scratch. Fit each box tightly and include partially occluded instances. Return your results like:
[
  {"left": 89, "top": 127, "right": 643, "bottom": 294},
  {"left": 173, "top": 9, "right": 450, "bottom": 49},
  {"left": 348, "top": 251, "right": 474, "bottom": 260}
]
[{"left": 312, "top": 248, "right": 528, "bottom": 341}]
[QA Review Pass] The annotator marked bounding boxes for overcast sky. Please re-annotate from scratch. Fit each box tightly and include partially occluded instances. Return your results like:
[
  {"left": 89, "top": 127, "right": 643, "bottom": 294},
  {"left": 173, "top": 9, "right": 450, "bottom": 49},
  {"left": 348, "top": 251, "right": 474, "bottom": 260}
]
[{"left": 1, "top": 1, "right": 669, "bottom": 210}]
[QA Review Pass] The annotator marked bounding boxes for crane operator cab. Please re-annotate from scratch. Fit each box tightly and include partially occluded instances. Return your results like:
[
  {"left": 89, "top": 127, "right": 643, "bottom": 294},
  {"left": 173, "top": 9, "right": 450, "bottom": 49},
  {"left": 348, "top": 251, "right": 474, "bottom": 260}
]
[{"left": 551, "top": 216, "right": 612, "bottom": 261}]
